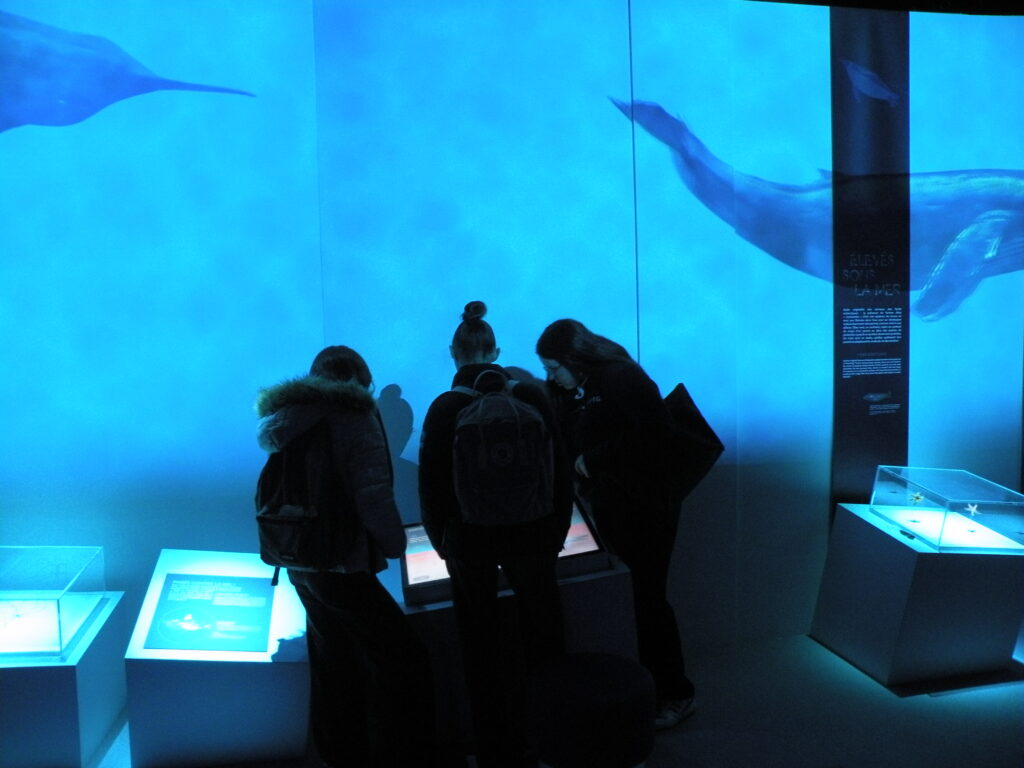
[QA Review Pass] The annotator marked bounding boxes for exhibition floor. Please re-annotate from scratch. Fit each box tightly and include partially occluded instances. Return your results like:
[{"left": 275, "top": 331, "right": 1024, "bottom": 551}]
[{"left": 95, "top": 634, "right": 1024, "bottom": 768}]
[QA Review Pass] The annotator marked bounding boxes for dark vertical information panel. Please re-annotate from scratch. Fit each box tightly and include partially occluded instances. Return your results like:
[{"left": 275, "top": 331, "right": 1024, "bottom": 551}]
[{"left": 830, "top": 9, "right": 910, "bottom": 508}]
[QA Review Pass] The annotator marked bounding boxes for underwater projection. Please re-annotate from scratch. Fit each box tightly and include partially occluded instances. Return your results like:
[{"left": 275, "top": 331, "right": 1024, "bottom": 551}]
[
  {"left": 615, "top": 97, "right": 1024, "bottom": 322},
  {"left": 0, "top": 0, "right": 1021, "bottom": 645},
  {"left": 0, "top": 10, "right": 252, "bottom": 132}
]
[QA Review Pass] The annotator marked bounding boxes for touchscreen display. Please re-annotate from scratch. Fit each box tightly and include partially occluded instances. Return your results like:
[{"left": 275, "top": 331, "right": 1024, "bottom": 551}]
[{"left": 403, "top": 506, "right": 600, "bottom": 587}]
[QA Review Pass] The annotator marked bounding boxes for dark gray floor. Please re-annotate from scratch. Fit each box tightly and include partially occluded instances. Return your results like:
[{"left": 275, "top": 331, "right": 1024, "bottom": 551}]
[
  {"left": 96, "top": 634, "right": 1024, "bottom": 768},
  {"left": 648, "top": 635, "right": 1023, "bottom": 768}
]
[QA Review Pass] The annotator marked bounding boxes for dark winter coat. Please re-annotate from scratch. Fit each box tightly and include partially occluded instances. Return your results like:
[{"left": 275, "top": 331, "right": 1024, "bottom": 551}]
[
  {"left": 418, "top": 363, "right": 573, "bottom": 561},
  {"left": 256, "top": 375, "right": 405, "bottom": 574},
  {"left": 555, "top": 359, "right": 677, "bottom": 541}
]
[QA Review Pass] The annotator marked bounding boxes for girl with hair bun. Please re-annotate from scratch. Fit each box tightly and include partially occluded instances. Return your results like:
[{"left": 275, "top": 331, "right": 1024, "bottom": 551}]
[
  {"left": 450, "top": 299, "right": 496, "bottom": 364},
  {"left": 420, "top": 302, "right": 572, "bottom": 768},
  {"left": 537, "top": 318, "right": 697, "bottom": 730}
]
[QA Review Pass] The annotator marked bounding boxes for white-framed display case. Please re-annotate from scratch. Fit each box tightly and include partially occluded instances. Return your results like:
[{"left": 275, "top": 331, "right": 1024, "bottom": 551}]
[
  {"left": 870, "top": 466, "right": 1024, "bottom": 554},
  {"left": 0, "top": 546, "right": 127, "bottom": 768},
  {"left": 0, "top": 546, "right": 107, "bottom": 658}
]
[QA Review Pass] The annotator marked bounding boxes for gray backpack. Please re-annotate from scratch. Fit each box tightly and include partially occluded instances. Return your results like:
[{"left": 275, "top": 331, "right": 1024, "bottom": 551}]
[{"left": 452, "top": 370, "right": 554, "bottom": 526}]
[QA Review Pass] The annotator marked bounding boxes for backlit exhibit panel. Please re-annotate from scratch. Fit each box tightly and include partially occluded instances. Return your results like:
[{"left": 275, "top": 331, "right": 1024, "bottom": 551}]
[
  {"left": 404, "top": 527, "right": 448, "bottom": 587},
  {"left": 0, "top": 546, "right": 106, "bottom": 657},
  {"left": 143, "top": 573, "right": 275, "bottom": 653},
  {"left": 126, "top": 549, "right": 305, "bottom": 663}
]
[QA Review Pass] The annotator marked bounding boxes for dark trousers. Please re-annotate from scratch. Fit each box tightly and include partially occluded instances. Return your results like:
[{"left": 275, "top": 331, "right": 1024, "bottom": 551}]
[
  {"left": 590, "top": 492, "right": 695, "bottom": 702},
  {"left": 446, "top": 548, "right": 564, "bottom": 767},
  {"left": 289, "top": 570, "right": 437, "bottom": 768}
]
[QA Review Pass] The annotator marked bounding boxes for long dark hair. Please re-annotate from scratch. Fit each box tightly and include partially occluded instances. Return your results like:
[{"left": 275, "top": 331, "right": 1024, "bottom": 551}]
[
  {"left": 309, "top": 345, "right": 373, "bottom": 388},
  {"left": 451, "top": 300, "right": 496, "bottom": 362},
  {"left": 536, "top": 319, "right": 633, "bottom": 379}
]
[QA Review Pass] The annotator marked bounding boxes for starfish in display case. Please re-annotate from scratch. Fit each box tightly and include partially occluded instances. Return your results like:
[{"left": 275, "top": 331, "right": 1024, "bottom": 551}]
[
  {"left": 910, "top": 491, "right": 924, "bottom": 504},
  {"left": 965, "top": 503, "right": 981, "bottom": 517}
]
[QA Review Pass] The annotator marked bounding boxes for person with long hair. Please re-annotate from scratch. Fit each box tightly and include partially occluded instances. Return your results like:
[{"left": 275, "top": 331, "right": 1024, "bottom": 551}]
[
  {"left": 536, "top": 319, "right": 696, "bottom": 729},
  {"left": 256, "top": 345, "right": 437, "bottom": 767},
  {"left": 420, "top": 302, "right": 571, "bottom": 768}
]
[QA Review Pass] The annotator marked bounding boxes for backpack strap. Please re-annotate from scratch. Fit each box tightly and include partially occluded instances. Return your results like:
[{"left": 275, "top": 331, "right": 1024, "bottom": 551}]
[
  {"left": 453, "top": 370, "right": 521, "bottom": 399},
  {"left": 471, "top": 368, "right": 510, "bottom": 393}
]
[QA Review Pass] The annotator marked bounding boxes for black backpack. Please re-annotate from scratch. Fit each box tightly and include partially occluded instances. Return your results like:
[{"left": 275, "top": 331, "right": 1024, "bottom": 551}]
[
  {"left": 663, "top": 382, "right": 724, "bottom": 504},
  {"left": 451, "top": 370, "right": 554, "bottom": 526},
  {"left": 255, "top": 418, "right": 357, "bottom": 584}
]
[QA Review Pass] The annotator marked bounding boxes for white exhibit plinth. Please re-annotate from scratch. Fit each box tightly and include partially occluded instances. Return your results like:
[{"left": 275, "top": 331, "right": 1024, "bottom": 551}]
[
  {"left": 125, "top": 549, "right": 309, "bottom": 768},
  {"left": 0, "top": 592, "right": 127, "bottom": 768},
  {"left": 811, "top": 503, "right": 1024, "bottom": 686},
  {"left": 125, "top": 547, "right": 636, "bottom": 766}
]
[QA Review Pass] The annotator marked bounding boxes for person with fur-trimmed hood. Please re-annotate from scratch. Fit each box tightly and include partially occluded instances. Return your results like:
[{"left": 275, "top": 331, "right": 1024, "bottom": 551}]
[{"left": 256, "top": 345, "right": 437, "bottom": 768}]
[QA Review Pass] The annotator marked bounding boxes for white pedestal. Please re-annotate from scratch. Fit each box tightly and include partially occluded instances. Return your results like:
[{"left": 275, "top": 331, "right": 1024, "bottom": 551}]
[
  {"left": 811, "top": 504, "right": 1024, "bottom": 686},
  {"left": 125, "top": 550, "right": 309, "bottom": 768},
  {"left": 125, "top": 548, "right": 636, "bottom": 765},
  {"left": 0, "top": 592, "right": 127, "bottom": 768}
]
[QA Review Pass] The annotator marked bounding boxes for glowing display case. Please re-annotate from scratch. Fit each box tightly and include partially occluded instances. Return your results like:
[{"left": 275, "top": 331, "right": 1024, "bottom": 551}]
[
  {"left": 0, "top": 546, "right": 107, "bottom": 658},
  {"left": 869, "top": 466, "right": 1024, "bottom": 554}
]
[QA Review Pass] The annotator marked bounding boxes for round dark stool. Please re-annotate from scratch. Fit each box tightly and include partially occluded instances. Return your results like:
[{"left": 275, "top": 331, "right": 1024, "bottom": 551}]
[{"left": 527, "top": 652, "right": 656, "bottom": 768}]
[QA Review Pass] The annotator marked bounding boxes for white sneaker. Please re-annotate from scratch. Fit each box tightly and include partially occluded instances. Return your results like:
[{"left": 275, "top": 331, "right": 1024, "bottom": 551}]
[{"left": 655, "top": 696, "right": 696, "bottom": 730}]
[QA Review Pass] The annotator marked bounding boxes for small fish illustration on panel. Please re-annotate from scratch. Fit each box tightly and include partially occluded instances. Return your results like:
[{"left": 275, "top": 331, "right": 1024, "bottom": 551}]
[
  {"left": 841, "top": 59, "right": 900, "bottom": 107},
  {"left": 863, "top": 392, "right": 892, "bottom": 403}
]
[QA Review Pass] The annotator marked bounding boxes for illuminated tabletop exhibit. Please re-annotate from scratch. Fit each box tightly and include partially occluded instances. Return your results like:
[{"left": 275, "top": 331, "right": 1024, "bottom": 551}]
[
  {"left": 125, "top": 510, "right": 633, "bottom": 767},
  {"left": 125, "top": 549, "right": 310, "bottom": 768},
  {"left": 0, "top": 546, "right": 127, "bottom": 768},
  {"left": 812, "top": 467, "right": 1024, "bottom": 688}
]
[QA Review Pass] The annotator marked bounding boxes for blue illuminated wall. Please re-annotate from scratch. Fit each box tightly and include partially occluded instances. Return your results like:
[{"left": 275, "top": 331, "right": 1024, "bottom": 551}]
[
  {"left": 908, "top": 13, "right": 1024, "bottom": 487},
  {"left": 0, "top": 0, "right": 321, "bottom": 614},
  {"left": 1, "top": 1, "right": 1021, "bottom": 649}
]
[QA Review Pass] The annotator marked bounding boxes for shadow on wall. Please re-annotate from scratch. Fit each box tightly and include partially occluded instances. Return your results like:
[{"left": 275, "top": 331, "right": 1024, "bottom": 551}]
[{"left": 377, "top": 383, "right": 421, "bottom": 525}]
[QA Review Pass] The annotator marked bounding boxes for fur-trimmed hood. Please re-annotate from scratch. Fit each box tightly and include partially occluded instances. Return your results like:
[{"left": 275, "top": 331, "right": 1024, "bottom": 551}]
[{"left": 256, "top": 376, "right": 376, "bottom": 452}]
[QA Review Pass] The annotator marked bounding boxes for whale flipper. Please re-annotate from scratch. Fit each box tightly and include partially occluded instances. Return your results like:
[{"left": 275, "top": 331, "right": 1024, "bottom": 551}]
[
  {"left": 0, "top": 10, "right": 253, "bottom": 132},
  {"left": 914, "top": 210, "right": 1022, "bottom": 321}
]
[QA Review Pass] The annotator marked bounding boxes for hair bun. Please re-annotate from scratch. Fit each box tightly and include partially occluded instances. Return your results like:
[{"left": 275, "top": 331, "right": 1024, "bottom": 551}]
[{"left": 462, "top": 300, "right": 487, "bottom": 322}]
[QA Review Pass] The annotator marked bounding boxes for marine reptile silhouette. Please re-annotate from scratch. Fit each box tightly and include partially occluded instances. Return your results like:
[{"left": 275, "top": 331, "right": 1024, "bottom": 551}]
[
  {"left": 614, "top": 99, "right": 1024, "bottom": 320},
  {"left": 0, "top": 10, "right": 253, "bottom": 132}
]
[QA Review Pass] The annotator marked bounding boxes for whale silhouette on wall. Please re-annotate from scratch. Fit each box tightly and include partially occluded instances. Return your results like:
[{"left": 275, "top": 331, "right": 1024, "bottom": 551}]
[
  {"left": 614, "top": 99, "right": 1024, "bottom": 320},
  {"left": 0, "top": 10, "right": 253, "bottom": 132}
]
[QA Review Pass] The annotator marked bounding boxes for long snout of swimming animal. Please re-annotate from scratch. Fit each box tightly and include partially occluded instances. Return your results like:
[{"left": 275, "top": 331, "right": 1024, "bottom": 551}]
[{"left": 145, "top": 78, "right": 255, "bottom": 98}]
